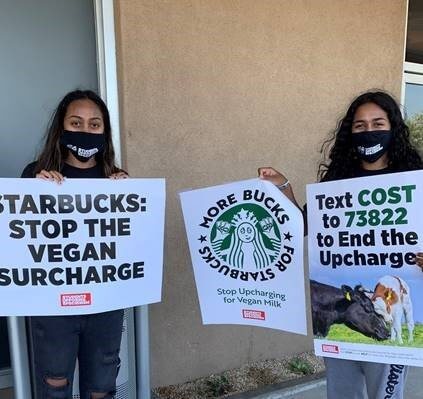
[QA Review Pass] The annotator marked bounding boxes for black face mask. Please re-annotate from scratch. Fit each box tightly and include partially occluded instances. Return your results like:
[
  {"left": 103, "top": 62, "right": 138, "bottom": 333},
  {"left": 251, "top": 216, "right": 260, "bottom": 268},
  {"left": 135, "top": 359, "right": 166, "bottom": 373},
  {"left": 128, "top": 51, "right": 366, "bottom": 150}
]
[
  {"left": 351, "top": 130, "right": 393, "bottom": 163},
  {"left": 60, "top": 131, "right": 106, "bottom": 163}
]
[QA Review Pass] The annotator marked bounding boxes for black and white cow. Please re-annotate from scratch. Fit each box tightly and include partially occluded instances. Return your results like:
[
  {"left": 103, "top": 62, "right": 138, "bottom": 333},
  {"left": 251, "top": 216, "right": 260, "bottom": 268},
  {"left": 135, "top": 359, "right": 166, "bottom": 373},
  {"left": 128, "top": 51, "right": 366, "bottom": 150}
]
[{"left": 310, "top": 280, "right": 389, "bottom": 340}]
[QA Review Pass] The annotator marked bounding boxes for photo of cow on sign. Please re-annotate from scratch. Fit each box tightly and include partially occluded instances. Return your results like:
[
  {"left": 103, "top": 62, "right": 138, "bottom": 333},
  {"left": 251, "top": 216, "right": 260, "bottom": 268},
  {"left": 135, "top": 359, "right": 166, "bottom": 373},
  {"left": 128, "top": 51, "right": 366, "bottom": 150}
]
[
  {"left": 368, "top": 275, "right": 414, "bottom": 344},
  {"left": 310, "top": 274, "right": 420, "bottom": 348},
  {"left": 310, "top": 280, "right": 389, "bottom": 341}
]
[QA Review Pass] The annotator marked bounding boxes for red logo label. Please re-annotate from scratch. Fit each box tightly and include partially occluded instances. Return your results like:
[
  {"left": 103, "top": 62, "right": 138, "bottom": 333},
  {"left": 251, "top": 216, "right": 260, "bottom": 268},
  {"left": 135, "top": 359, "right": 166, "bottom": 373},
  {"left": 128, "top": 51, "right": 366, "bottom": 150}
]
[
  {"left": 242, "top": 309, "right": 265, "bottom": 320},
  {"left": 322, "top": 344, "right": 339, "bottom": 354},
  {"left": 61, "top": 293, "right": 92, "bottom": 307}
]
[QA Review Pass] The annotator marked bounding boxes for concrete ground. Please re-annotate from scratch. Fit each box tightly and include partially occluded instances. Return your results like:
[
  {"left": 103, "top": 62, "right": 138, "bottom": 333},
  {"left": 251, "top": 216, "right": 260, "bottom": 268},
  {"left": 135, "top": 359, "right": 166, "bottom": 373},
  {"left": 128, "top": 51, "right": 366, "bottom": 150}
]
[{"left": 2, "top": 367, "right": 423, "bottom": 398}]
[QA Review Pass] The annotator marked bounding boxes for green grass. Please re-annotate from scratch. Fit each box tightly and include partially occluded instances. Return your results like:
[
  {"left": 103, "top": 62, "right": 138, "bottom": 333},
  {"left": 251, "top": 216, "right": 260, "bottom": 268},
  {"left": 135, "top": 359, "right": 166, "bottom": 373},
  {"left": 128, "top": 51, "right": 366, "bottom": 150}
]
[
  {"left": 323, "top": 324, "right": 423, "bottom": 347},
  {"left": 287, "top": 357, "right": 314, "bottom": 375},
  {"left": 203, "top": 375, "right": 232, "bottom": 397}
]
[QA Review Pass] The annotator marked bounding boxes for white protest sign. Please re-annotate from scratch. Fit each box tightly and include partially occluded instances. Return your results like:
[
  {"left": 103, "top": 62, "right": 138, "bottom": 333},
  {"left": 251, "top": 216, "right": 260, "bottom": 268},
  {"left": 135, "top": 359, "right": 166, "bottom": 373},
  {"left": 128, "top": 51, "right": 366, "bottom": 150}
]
[
  {"left": 180, "top": 179, "right": 307, "bottom": 334},
  {"left": 0, "top": 178, "right": 165, "bottom": 316},
  {"left": 307, "top": 170, "right": 423, "bottom": 366}
]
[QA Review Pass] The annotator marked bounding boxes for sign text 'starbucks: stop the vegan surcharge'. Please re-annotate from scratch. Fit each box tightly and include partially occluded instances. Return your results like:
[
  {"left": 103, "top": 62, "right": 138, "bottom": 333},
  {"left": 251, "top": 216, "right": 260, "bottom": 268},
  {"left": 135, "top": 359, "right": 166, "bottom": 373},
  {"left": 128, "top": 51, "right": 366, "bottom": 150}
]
[{"left": 0, "top": 178, "right": 165, "bottom": 316}]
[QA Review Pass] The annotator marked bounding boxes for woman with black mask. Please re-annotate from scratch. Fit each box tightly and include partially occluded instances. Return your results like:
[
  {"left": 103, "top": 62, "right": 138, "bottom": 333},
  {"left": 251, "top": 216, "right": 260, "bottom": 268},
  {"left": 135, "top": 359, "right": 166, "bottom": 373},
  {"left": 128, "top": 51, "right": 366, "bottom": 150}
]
[
  {"left": 22, "top": 90, "right": 127, "bottom": 399},
  {"left": 259, "top": 91, "right": 423, "bottom": 399}
]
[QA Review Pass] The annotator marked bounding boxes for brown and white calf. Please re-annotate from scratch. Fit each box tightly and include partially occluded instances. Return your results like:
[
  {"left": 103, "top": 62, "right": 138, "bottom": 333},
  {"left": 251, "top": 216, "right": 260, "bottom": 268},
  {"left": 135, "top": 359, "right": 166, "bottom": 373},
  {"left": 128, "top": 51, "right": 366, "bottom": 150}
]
[{"left": 371, "top": 276, "right": 414, "bottom": 344}]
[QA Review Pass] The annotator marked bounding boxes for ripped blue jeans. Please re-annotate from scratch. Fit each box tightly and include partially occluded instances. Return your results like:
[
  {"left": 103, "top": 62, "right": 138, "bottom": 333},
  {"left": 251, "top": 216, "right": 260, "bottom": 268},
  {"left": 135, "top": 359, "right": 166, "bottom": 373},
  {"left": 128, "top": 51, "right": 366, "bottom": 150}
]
[{"left": 31, "top": 310, "right": 124, "bottom": 399}]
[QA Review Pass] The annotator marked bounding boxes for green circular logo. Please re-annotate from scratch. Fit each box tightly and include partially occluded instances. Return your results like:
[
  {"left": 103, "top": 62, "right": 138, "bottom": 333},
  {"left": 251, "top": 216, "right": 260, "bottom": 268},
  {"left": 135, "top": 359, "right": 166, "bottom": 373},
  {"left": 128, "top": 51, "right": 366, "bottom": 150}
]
[{"left": 210, "top": 204, "right": 281, "bottom": 269}]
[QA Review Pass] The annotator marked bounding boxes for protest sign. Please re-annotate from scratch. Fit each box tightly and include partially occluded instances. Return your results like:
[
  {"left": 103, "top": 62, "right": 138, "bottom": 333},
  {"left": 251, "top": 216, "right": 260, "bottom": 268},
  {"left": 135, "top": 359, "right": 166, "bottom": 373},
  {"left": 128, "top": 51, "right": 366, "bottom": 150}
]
[
  {"left": 307, "top": 170, "right": 423, "bottom": 366},
  {"left": 180, "top": 178, "right": 306, "bottom": 334},
  {"left": 0, "top": 178, "right": 165, "bottom": 316}
]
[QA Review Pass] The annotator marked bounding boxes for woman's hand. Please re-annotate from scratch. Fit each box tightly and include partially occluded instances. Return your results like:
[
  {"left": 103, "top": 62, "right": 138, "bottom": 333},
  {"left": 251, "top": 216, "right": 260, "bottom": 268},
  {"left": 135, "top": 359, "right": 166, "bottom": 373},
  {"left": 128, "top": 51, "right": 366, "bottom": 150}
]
[
  {"left": 109, "top": 171, "right": 129, "bottom": 179},
  {"left": 416, "top": 252, "right": 423, "bottom": 268},
  {"left": 35, "top": 170, "right": 64, "bottom": 184},
  {"left": 257, "top": 165, "right": 306, "bottom": 234},
  {"left": 257, "top": 165, "right": 297, "bottom": 203},
  {"left": 258, "top": 167, "right": 288, "bottom": 187}
]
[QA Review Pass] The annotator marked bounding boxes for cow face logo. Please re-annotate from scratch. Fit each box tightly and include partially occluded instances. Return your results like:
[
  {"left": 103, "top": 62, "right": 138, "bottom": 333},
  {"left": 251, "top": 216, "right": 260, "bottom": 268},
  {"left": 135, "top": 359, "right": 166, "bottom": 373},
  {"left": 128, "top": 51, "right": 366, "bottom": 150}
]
[{"left": 210, "top": 204, "right": 281, "bottom": 270}]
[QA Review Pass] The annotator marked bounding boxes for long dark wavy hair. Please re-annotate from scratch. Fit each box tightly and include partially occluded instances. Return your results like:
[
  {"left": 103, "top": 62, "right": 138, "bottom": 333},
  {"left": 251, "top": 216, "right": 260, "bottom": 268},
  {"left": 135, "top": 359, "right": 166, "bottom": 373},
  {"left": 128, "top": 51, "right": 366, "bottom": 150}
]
[
  {"left": 318, "top": 91, "right": 423, "bottom": 182},
  {"left": 34, "top": 90, "right": 121, "bottom": 177}
]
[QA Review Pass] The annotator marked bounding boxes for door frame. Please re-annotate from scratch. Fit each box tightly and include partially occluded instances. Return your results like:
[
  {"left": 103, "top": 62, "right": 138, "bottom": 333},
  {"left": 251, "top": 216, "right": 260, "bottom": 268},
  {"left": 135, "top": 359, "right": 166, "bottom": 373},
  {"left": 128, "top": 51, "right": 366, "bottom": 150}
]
[
  {"left": 94, "top": 0, "right": 122, "bottom": 165},
  {"left": 402, "top": 61, "right": 423, "bottom": 106},
  {"left": 402, "top": 61, "right": 423, "bottom": 121}
]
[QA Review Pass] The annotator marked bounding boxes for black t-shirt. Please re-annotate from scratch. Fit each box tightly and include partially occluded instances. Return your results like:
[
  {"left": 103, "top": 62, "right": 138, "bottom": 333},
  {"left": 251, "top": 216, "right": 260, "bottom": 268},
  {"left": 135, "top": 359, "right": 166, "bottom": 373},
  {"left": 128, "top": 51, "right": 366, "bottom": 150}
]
[
  {"left": 353, "top": 166, "right": 392, "bottom": 178},
  {"left": 21, "top": 161, "right": 104, "bottom": 179}
]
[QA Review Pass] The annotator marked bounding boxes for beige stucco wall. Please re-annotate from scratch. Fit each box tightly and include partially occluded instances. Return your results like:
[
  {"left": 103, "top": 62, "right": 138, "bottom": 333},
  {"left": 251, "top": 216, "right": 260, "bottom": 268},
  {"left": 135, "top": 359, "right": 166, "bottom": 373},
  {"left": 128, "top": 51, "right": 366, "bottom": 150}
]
[{"left": 115, "top": 0, "right": 407, "bottom": 387}]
